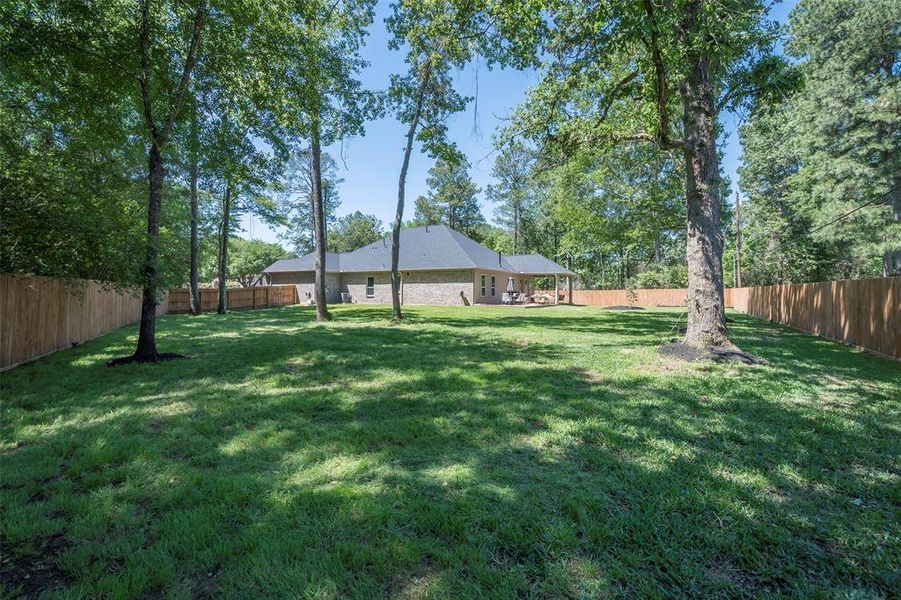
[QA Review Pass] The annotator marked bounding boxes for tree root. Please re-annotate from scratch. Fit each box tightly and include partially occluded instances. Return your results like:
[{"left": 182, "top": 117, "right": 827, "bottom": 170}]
[
  {"left": 658, "top": 342, "right": 767, "bottom": 365},
  {"left": 107, "top": 352, "right": 187, "bottom": 367}
]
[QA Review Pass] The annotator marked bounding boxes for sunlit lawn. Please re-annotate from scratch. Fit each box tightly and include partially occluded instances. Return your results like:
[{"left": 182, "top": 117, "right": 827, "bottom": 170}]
[{"left": 1, "top": 304, "right": 899, "bottom": 598}]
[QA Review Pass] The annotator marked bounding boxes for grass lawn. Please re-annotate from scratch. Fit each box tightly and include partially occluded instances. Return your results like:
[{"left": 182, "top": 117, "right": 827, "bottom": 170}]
[{"left": 1, "top": 305, "right": 899, "bottom": 598}]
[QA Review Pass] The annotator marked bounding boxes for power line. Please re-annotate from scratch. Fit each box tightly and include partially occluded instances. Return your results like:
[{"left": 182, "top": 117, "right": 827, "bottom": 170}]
[{"left": 808, "top": 185, "right": 899, "bottom": 234}]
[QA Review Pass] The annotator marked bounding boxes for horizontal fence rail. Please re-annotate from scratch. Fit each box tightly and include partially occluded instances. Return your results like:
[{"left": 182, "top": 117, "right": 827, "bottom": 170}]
[
  {"left": 167, "top": 285, "right": 297, "bottom": 314},
  {"left": 0, "top": 274, "right": 167, "bottom": 370}
]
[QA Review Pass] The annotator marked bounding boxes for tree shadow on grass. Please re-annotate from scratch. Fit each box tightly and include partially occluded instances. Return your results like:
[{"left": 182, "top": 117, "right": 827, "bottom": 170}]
[{"left": 1, "top": 306, "right": 899, "bottom": 597}]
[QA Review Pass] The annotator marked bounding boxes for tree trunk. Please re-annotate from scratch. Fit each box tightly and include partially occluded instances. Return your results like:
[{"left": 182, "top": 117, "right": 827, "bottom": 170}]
[
  {"left": 217, "top": 182, "right": 231, "bottom": 314},
  {"left": 892, "top": 177, "right": 901, "bottom": 275},
  {"left": 680, "top": 57, "right": 733, "bottom": 349},
  {"left": 134, "top": 141, "right": 164, "bottom": 358},
  {"left": 310, "top": 120, "right": 331, "bottom": 321},
  {"left": 189, "top": 112, "right": 201, "bottom": 315},
  {"left": 734, "top": 191, "right": 742, "bottom": 287},
  {"left": 513, "top": 203, "right": 520, "bottom": 254},
  {"left": 391, "top": 66, "right": 430, "bottom": 321},
  {"left": 113, "top": 0, "right": 206, "bottom": 363}
]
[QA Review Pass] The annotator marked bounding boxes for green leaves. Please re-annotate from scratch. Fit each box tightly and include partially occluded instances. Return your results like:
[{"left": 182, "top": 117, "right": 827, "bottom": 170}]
[
  {"left": 413, "top": 156, "right": 485, "bottom": 237},
  {"left": 328, "top": 211, "right": 384, "bottom": 252},
  {"left": 738, "top": 0, "right": 901, "bottom": 283}
]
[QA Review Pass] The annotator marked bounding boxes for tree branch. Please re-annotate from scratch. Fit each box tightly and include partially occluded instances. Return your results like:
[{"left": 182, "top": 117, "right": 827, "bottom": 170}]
[
  {"left": 599, "top": 68, "right": 639, "bottom": 121},
  {"left": 643, "top": 0, "right": 680, "bottom": 150},
  {"left": 159, "top": 0, "right": 208, "bottom": 144}
]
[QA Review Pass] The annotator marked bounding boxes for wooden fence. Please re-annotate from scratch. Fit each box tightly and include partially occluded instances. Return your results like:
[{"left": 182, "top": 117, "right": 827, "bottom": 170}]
[
  {"left": 0, "top": 274, "right": 167, "bottom": 370},
  {"left": 167, "top": 285, "right": 297, "bottom": 314},
  {"left": 554, "top": 288, "right": 693, "bottom": 307},
  {"left": 730, "top": 278, "right": 899, "bottom": 359},
  {"left": 553, "top": 278, "right": 899, "bottom": 359}
]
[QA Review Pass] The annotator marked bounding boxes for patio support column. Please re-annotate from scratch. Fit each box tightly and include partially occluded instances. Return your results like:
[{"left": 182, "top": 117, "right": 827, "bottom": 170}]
[
  {"left": 554, "top": 274, "right": 559, "bottom": 305},
  {"left": 567, "top": 275, "right": 573, "bottom": 305}
]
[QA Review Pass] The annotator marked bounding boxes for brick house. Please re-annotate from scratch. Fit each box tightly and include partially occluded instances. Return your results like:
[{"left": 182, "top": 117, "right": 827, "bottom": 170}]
[{"left": 263, "top": 225, "right": 575, "bottom": 306}]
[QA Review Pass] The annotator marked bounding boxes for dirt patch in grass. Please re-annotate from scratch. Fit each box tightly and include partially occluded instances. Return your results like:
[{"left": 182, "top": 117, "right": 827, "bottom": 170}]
[
  {"left": 602, "top": 305, "right": 644, "bottom": 311},
  {"left": 0, "top": 532, "right": 73, "bottom": 597},
  {"left": 185, "top": 566, "right": 221, "bottom": 598},
  {"left": 705, "top": 556, "right": 759, "bottom": 593},
  {"left": 386, "top": 559, "right": 439, "bottom": 599}
]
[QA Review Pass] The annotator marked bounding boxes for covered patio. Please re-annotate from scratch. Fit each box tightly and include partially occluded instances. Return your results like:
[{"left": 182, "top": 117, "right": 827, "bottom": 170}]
[{"left": 500, "top": 255, "right": 577, "bottom": 306}]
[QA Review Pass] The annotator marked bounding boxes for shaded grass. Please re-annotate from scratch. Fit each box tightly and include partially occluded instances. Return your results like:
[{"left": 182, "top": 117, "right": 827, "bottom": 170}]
[{"left": 1, "top": 305, "right": 899, "bottom": 598}]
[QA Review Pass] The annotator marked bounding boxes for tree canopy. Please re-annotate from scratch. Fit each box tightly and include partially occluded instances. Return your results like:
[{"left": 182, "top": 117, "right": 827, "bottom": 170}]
[
  {"left": 413, "top": 156, "right": 485, "bottom": 238},
  {"left": 329, "top": 211, "right": 384, "bottom": 252},
  {"left": 738, "top": 0, "right": 901, "bottom": 283}
]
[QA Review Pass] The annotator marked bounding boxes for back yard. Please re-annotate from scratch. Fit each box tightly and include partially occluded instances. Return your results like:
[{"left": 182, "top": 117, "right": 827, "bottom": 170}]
[{"left": 1, "top": 305, "right": 899, "bottom": 597}]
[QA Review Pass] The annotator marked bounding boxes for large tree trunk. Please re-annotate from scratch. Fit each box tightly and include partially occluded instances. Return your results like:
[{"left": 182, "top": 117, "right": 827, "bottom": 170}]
[
  {"left": 189, "top": 112, "right": 201, "bottom": 315},
  {"left": 310, "top": 120, "right": 331, "bottom": 321},
  {"left": 217, "top": 182, "right": 231, "bottom": 314},
  {"left": 680, "top": 57, "right": 733, "bottom": 349},
  {"left": 391, "top": 67, "right": 430, "bottom": 321},
  {"left": 134, "top": 142, "right": 164, "bottom": 358}
]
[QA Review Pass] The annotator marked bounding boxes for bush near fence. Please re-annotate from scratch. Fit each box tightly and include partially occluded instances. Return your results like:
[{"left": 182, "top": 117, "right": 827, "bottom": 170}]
[
  {"left": 0, "top": 274, "right": 167, "bottom": 369},
  {"left": 167, "top": 285, "right": 297, "bottom": 314}
]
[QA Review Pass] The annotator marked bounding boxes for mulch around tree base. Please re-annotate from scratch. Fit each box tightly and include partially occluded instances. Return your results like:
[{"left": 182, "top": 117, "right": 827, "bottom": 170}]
[
  {"left": 603, "top": 305, "right": 645, "bottom": 311},
  {"left": 659, "top": 342, "right": 767, "bottom": 365},
  {"left": 107, "top": 353, "right": 187, "bottom": 367}
]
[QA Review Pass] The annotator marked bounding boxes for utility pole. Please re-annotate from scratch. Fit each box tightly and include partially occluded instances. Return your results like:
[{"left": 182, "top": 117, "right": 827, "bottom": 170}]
[{"left": 734, "top": 191, "right": 743, "bottom": 288}]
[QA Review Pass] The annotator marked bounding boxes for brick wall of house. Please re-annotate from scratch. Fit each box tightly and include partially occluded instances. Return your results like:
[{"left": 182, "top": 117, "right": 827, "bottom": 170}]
[
  {"left": 342, "top": 272, "right": 393, "bottom": 304},
  {"left": 270, "top": 269, "right": 482, "bottom": 306},
  {"left": 400, "top": 269, "right": 474, "bottom": 305},
  {"left": 268, "top": 271, "right": 341, "bottom": 304}
]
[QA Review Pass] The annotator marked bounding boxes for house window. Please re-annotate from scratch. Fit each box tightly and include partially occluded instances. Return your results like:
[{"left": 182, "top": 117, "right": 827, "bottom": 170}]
[
  {"left": 366, "top": 276, "right": 375, "bottom": 298},
  {"left": 480, "top": 274, "right": 486, "bottom": 296},
  {"left": 490, "top": 276, "right": 496, "bottom": 296}
]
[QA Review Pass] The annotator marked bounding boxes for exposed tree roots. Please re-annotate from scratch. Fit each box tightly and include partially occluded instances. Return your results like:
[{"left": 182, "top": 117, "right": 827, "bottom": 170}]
[
  {"left": 107, "top": 353, "right": 187, "bottom": 367},
  {"left": 658, "top": 342, "right": 767, "bottom": 365}
]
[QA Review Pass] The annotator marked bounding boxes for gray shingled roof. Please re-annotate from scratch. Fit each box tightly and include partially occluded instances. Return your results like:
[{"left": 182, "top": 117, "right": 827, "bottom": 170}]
[
  {"left": 503, "top": 254, "right": 574, "bottom": 275},
  {"left": 264, "top": 251, "right": 343, "bottom": 273},
  {"left": 264, "top": 225, "right": 575, "bottom": 276}
]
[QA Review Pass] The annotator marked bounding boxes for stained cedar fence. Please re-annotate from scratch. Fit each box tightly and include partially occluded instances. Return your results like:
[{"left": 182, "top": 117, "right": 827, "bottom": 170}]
[
  {"left": 0, "top": 274, "right": 168, "bottom": 370},
  {"left": 553, "top": 278, "right": 899, "bottom": 359},
  {"left": 166, "top": 285, "right": 297, "bottom": 314},
  {"left": 731, "top": 278, "right": 899, "bottom": 360}
]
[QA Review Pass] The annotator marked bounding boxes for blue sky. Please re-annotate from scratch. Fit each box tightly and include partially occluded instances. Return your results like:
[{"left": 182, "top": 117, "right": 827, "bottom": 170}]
[{"left": 243, "top": 0, "right": 798, "bottom": 245}]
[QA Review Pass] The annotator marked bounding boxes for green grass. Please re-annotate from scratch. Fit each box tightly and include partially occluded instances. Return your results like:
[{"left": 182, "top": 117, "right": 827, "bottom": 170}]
[{"left": 1, "top": 305, "right": 899, "bottom": 598}]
